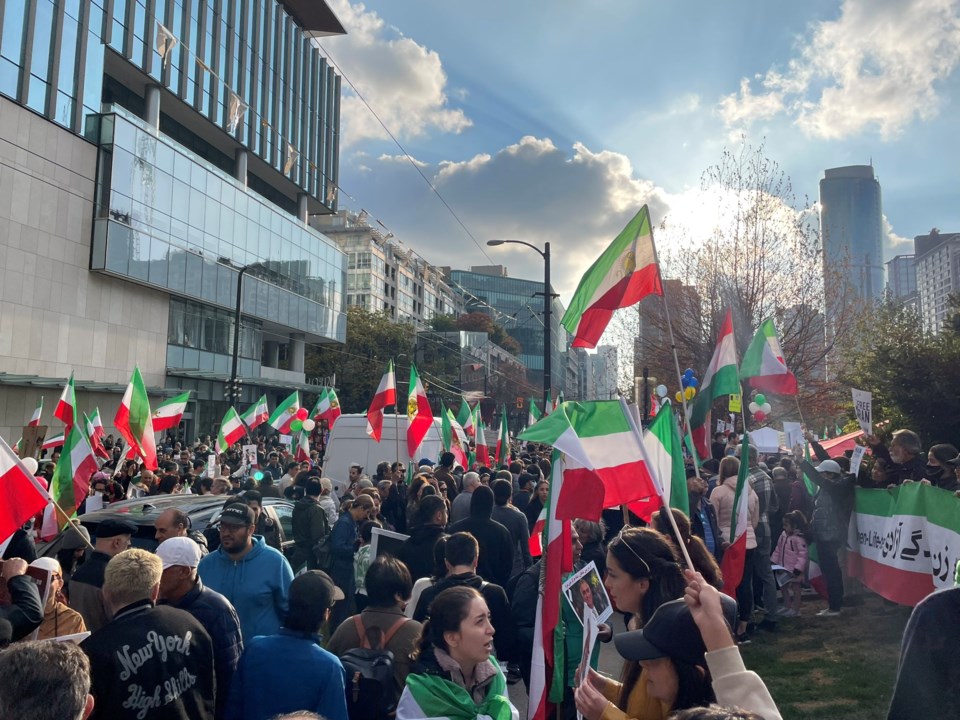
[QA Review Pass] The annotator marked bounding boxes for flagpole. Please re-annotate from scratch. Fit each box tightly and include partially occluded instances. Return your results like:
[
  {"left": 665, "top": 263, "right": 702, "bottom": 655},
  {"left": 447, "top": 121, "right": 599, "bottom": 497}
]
[
  {"left": 52, "top": 501, "right": 97, "bottom": 553},
  {"left": 394, "top": 359, "right": 401, "bottom": 467},
  {"left": 649, "top": 229, "right": 702, "bottom": 481}
]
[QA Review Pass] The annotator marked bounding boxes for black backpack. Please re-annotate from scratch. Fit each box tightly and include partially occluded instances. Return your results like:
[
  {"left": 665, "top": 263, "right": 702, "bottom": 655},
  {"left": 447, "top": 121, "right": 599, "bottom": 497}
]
[{"left": 339, "top": 615, "right": 409, "bottom": 720}]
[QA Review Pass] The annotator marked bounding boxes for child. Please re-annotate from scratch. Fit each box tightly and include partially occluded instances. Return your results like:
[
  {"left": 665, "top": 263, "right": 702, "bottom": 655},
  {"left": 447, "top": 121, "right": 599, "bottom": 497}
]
[
  {"left": 771, "top": 510, "right": 810, "bottom": 617},
  {"left": 353, "top": 519, "right": 381, "bottom": 612}
]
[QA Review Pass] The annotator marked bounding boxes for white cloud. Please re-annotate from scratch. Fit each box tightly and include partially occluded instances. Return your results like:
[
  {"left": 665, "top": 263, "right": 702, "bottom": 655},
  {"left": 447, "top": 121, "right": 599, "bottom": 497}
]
[
  {"left": 883, "top": 215, "right": 914, "bottom": 259},
  {"left": 320, "top": 0, "right": 471, "bottom": 146},
  {"left": 719, "top": 0, "right": 960, "bottom": 139}
]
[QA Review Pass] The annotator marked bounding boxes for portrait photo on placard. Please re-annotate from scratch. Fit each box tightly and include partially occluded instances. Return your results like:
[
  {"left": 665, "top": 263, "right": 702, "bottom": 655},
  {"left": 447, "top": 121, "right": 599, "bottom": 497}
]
[{"left": 561, "top": 560, "right": 612, "bottom": 625}]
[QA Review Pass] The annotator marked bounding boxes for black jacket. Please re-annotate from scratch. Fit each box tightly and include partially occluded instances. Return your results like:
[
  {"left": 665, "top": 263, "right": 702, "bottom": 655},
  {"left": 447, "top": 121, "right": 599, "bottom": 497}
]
[
  {"left": 396, "top": 525, "right": 446, "bottom": 581},
  {"left": 1, "top": 575, "right": 43, "bottom": 641},
  {"left": 2, "top": 529, "right": 37, "bottom": 563},
  {"left": 81, "top": 601, "right": 216, "bottom": 720},
  {"left": 381, "top": 483, "right": 408, "bottom": 534},
  {"left": 291, "top": 496, "right": 330, "bottom": 572},
  {"left": 509, "top": 561, "right": 541, "bottom": 687},
  {"left": 448, "top": 516, "right": 514, "bottom": 589},
  {"left": 414, "top": 572, "right": 517, "bottom": 662},
  {"left": 66, "top": 550, "right": 112, "bottom": 632},
  {"left": 161, "top": 580, "right": 242, "bottom": 720}
]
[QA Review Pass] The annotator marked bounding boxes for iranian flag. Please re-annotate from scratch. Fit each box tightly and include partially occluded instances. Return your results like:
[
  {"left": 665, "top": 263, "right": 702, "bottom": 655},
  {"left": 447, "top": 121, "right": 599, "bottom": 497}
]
[
  {"left": 720, "top": 433, "right": 752, "bottom": 596},
  {"left": 528, "top": 398, "right": 542, "bottom": 428},
  {"left": 294, "top": 430, "right": 311, "bottom": 462},
  {"left": 519, "top": 399, "right": 659, "bottom": 522},
  {"left": 740, "top": 317, "right": 797, "bottom": 395},
  {"left": 216, "top": 407, "right": 246, "bottom": 454},
  {"left": 561, "top": 205, "right": 663, "bottom": 348},
  {"left": 457, "top": 398, "right": 475, "bottom": 438},
  {"left": 366, "top": 360, "right": 396, "bottom": 442},
  {"left": 152, "top": 391, "right": 191, "bottom": 431},
  {"left": 441, "top": 404, "right": 468, "bottom": 468},
  {"left": 50, "top": 423, "right": 98, "bottom": 519},
  {"left": 42, "top": 432, "right": 65, "bottom": 450},
  {"left": 89, "top": 407, "right": 104, "bottom": 439},
  {"left": 406, "top": 365, "right": 432, "bottom": 457},
  {"left": 690, "top": 310, "right": 740, "bottom": 458},
  {"left": 116, "top": 367, "right": 158, "bottom": 471},
  {"left": 54, "top": 373, "right": 77, "bottom": 431},
  {"left": 84, "top": 412, "right": 109, "bottom": 459},
  {"left": 495, "top": 407, "right": 509, "bottom": 466},
  {"left": 629, "top": 404, "right": 690, "bottom": 521},
  {"left": 0, "top": 436, "right": 51, "bottom": 544},
  {"left": 543, "top": 391, "right": 552, "bottom": 417},
  {"left": 398, "top": 666, "right": 515, "bottom": 720},
  {"left": 474, "top": 417, "right": 490, "bottom": 467},
  {"left": 28, "top": 397, "right": 43, "bottom": 427},
  {"left": 528, "top": 450, "right": 573, "bottom": 720},
  {"left": 320, "top": 388, "right": 342, "bottom": 429},
  {"left": 268, "top": 391, "right": 300, "bottom": 434},
  {"left": 241, "top": 395, "right": 270, "bottom": 430}
]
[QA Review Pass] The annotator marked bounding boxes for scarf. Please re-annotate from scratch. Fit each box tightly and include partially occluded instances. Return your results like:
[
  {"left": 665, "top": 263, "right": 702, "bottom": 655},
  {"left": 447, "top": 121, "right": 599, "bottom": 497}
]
[{"left": 400, "top": 664, "right": 517, "bottom": 720}]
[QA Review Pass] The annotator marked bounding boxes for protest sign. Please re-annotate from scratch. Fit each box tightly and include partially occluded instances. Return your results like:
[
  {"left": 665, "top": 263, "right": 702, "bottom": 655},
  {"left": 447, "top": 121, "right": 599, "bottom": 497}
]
[
  {"left": 562, "top": 561, "right": 612, "bottom": 625},
  {"left": 728, "top": 394, "right": 742, "bottom": 413},
  {"left": 852, "top": 389, "right": 872, "bottom": 435},
  {"left": 849, "top": 445, "right": 867, "bottom": 477},
  {"left": 369, "top": 527, "right": 409, "bottom": 562},
  {"left": 206, "top": 454, "right": 217, "bottom": 479},
  {"left": 242, "top": 444, "right": 258, "bottom": 467},
  {"left": 783, "top": 422, "right": 803, "bottom": 450}
]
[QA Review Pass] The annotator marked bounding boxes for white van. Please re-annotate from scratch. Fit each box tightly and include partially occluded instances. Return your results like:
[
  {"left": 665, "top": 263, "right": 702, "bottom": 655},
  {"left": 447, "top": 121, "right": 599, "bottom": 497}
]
[{"left": 323, "top": 413, "right": 443, "bottom": 494}]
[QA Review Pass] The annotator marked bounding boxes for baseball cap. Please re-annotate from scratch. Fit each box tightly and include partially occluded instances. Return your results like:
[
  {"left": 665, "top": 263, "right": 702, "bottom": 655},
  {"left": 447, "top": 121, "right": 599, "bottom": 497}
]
[
  {"left": 614, "top": 594, "right": 738, "bottom": 666},
  {"left": 815, "top": 459, "right": 843, "bottom": 475},
  {"left": 30, "top": 557, "right": 62, "bottom": 575},
  {"left": 156, "top": 537, "right": 202, "bottom": 569},
  {"left": 289, "top": 570, "right": 345, "bottom": 611},
  {"left": 219, "top": 504, "right": 255, "bottom": 526},
  {"left": 95, "top": 518, "right": 138, "bottom": 539},
  {"left": 417, "top": 458, "right": 435, "bottom": 467}
]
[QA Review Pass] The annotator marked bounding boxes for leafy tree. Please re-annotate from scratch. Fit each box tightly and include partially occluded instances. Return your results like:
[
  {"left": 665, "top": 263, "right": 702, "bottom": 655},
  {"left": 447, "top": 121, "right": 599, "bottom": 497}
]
[
  {"left": 456, "top": 312, "right": 523, "bottom": 356},
  {"left": 428, "top": 314, "right": 459, "bottom": 332}
]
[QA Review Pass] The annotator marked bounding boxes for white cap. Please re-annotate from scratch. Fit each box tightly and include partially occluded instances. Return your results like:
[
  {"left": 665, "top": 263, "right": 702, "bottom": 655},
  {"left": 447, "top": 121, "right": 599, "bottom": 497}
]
[
  {"left": 815, "top": 459, "right": 843, "bottom": 476},
  {"left": 156, "top": 537, "right": 202, "bottom": 569},
  {"left": 30, "top": 557, "right": 61, "bottom": 575}
]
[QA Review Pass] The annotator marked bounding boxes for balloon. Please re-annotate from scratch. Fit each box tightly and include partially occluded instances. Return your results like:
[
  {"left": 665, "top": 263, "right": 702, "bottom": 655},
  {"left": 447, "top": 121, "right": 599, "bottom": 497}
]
[
  {"left": 684, "top": 368, "right": 694, "bottom": 378},
  {"left": 748, "top": 402, "right": 760, "bottom": 413},
  {"left": 290, "top": 419, "right": 303, "bottom": 433},
  {"left": 761, "top": 403, "right": 771, "bottom": 414},
  {"left": 684, "top": 387, "right": 696, "bottom": 401},
  {"left": 21, "top": 457, "right": 38, "bottom": 475},
  {"left": 675, "top": 392, "right": 683, "bottom": 403},
  {"left": 688, "top": 377, "right": 699, "bottom": 388},
  {"left": 655, "top": 384, "right": 668, "bottom": 398},
  {"left": 296, "top": 408, "right": 308, "bottom": 420},
  {"left": 302, "top": 419, "right": 316, "bottom": 432},
  {"left": 754, "top": 394, "right": 766, "bottom": 406},
  {"left": 754, "top": 411, "right": 766, "bottom": 423}
]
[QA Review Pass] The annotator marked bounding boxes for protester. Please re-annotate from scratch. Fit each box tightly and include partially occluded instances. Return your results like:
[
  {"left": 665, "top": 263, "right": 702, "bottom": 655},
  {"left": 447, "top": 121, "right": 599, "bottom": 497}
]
[
  {"left": 491, "top": 479, "right": 533, "bottom": 578},
  {"left": 770, "top": 511, "right": 810, "bottom": 618},
  {"left": 740, "top": 444, "right": 780, "bottom": 630},
  {"left": 922, "top": 444, "right": 960, "bottom": 491},
  {"left": 318, "top": 477, "right": 340, "bottom": 525},
  {"left": 57, "top": 521, "right": 91, "bottom": 583},
  {"left": 197, "top": 503, "right": 293, "bottom": 641},
  {"left": 353, "top": 519, "right": 380, "bottom": 612},
  {"left": 804, "top": 459, "right": 853, "bottom": 616},
  {"left": 0, "top": 641, "right": 94, "bottom": 720},
  {"left": 81, "top": 548, "right": 216, "bottom": 719},
  {"left": 652, "top": 509, "right": 723, "bottom": 590},
  {"left": 406, "top": 536, "right": 449, "bottom": 619},
  {"left": 327, "top": 556, "right": 423, "bottom": 696},
  {"left": 291, "top": 478, "right": 332, "bottom": 572},
  {"left": 574, "top": 518, "right": 608, "bottom": 579},
  {"left": 157, "top": 537, "right": 242, "bottom": 720},
  {"left": 154, "top": 507, "right": 191, "bottom": 543},
  {"left": 67, "top": 517, "right": 137, "bottom": 633},
  {"left": 328, "top": 494, "right": 376, "bottom": 630},
  {"left": 450, "top": 471, "right": 480, "bottom": 524},
  {"left": 29, "top": 556, "right": 86, "bottom": 640},
  {"left": 525, "top": 480, "right": 550, "bottom": 532},
  {"left": 397, "top": 586, "right": 519, "bottom": 720},
  {"left": 449, "top": 486, "right": 514, "bottom": 588},
  {"left": 226, "top": 570, "right": 349, "bottom": 720},
  {"left": 687, "top": 472, "right": 724, "bottom": 565},
  {"left": 0, "top": 557, "right": 44, "bottom": 641},
  {"left": 866, "top": 429, "right": 926, "bottom": 485},
  {"left": 397, "top": 495, "right": 449, "bottom": 581}
]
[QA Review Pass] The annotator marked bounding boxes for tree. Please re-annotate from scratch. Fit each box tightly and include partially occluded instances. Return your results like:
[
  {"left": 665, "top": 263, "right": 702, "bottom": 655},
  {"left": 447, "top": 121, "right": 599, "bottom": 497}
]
[{"left": 456, "top": 312, "right": 522, "bottom": 356}]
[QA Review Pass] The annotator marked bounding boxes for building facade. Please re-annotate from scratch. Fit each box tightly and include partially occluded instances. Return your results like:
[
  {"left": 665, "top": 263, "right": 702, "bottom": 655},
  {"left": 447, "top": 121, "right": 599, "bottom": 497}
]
[
  {"left": 0, "top": 1, "right": 347, "bottom": 441},
  {"left": 915, "top": 233, "right": 960, "bottom": 334},
  {"left": 313, "top": 210, "right": 462, "bottom": 325},
  {"left": 819, "top": 165, "right": 885, "bottom": 303}
]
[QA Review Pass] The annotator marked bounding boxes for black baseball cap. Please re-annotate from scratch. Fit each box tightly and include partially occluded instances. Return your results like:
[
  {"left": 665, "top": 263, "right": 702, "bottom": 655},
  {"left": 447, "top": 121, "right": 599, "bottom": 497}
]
[
  {"left": 614, "top": 595, "right": 738, "bottom": 666},
  {"left": 95, "top": 518, "right": 138, "bottom": 539},
  {"left": 290, "top": 570, "right": 345, "bottom": 611},
  {"left": 219, "top": 504, "right": 255, "bottom": 526}
]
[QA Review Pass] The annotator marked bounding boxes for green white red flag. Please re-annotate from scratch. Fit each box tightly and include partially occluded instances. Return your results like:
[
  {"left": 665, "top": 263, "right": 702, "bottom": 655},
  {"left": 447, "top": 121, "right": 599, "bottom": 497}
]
[
  {"left": 241, "top": 395, "right": 270, "bottom": 430},
  {"left": 441, "top": 404, "right": 469, "bottom": 468},
  {"left": 690, "top": 310, "right": 740, "bottom": 457},
  {"left": 406, "top": 364, "right": 432, "bottom": 457},
  {"left": 294, "top": 430, "right": 311, "bottom": 463},
  {"left": 115, "top": 367, "right": 158, "bottom": 471},
  {"left": 629, "top": 404, "right": 690, "bottom": 521},
  {"left": 84, "top": 412, "right": 109, "bottom": 460},
  {"left": 457, "top": 398, "right": 475, "bottom": 438},
  {"left": 474, "top": 417, "right": 490, "bottom": 467},
  {"left": 495, "top": 407, "right": 509, "bottom": 466},
  {"left": 42, "top": 433, "right": 65, "bottom": 450},
  {"left": 268, "top": 391, "right": 300, "bottom": 434},
  {"left": 54, "top": 374, "right": 77, "bottom": 431},
  {"left": 151, "top": 391, "right": 191, "bottom": 431},
  {"left": 28, "top": 397, "right": 43, "bottom": 427},
  {"left": 320, "top": 388, "right": 342, "bottom": 428},
  {"left": 89, "top": 407, "right": 104, "bottom": 439},
  {"left": 561, "top": 205, "right": 663, "bottom": 348},
  {"left": 543, "top": 391, "right": 552, "bottom": 417},
  {"left": 528, "top": 398, "right": 542, "bottom": 428},
  {"left": 366, "top": 360, "right": 396, "bottom": 442},
  {"left": 519, "top": 399, "right": 658, "bottom": 522},
  {"left": 720, "top": 432, "right": 752, "bottom": 596},
  {"left": 0, "top": 435, "right": 50, "bottom": 544},
  {"left": 216, "top": 407, "right": 246, "bottom": 453},
  {"left": 51, "top": 422, "right": 98, "bottom": 519},
  {"left": 740, "top": 318, "right": 797, "bottom": 395}
]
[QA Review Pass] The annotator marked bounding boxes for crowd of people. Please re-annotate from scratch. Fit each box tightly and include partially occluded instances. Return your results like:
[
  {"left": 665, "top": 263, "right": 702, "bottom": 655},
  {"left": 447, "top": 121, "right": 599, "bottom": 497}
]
[{"left": 0, "top": 414, "right": 957, "bottom": 720}]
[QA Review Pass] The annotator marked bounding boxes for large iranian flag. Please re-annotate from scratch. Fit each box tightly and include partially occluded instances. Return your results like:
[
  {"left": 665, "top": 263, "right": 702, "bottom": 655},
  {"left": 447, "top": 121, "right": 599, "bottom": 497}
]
[
  {"left": 441, "top": 404, "right": 468, "bottom": 468},
  {"left": 51, "top": 423, "right": 98, "bottom": 519},
  {"left": 740, "top": 318, "right": 797, "bottom": 395},
  {"left": 241, "top": 395, "right": 270, "bottom": 430},
  {"left": 216, "top": 407, "right": 246, "bottom": 453},
  {"left": 152, "top": 391, "right": 191, "bottom": 431},
  {"left": 690, "top": 310, "right": 740, "bottom": 457},
  {"left": 116, "top": 367, "right": 158, "bottom": 471},
  {"left": 561, "top": 205, "right": 663, "bottom": 348},
  {"left": 456, "top": 398, "right": 475, "bottom": 438},
  {"left": 519, "top": 399, "right": 658, "bottom": 522},
  {"left": 406, "top": 364, "right": 432, "bottom": 457},
  {"left": 720, "top": 433, "right": 752, "bottom": 597},
  {"left": 0, "top": 436, "right": 50, "bottom": 544},
  {"left": 629, "top": 404, "right": 689, "bottom": 521},
  {"left": 268, "top": 391, "right": 300, "bottom": 434},
  {"left": 366, "top": 360, "right": 396, "bottom": 442},
  {"left": 320, "top": 388, "right": 342, "bottom": 428}
]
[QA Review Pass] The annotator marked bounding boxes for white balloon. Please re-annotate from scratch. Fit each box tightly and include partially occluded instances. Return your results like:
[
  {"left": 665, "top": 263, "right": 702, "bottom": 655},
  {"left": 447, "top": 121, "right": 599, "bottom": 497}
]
[
  {"left": 748, "top": 402, "right": 760, "bottom": 413},
  {"left": 761, "top": 403, "right": 772, "bottom": 414},
  {"left": 655, "top": 384, "right": 668, "bottom": 398},
  {"left": 21, "top": 457, "right": 38, "bottom": 475},
  {"left": 301, "top": 418, "right": 316, "bottom": 432}
]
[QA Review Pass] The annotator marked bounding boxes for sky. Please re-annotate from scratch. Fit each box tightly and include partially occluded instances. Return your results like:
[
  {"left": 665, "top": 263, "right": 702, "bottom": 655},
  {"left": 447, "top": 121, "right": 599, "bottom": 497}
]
[{"left": 317, "top": 0, "right": 960, "bottom": 302}]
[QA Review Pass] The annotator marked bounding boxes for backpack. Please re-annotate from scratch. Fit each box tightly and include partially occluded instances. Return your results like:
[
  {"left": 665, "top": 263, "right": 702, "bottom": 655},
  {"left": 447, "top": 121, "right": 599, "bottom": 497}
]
[{"left": 339, "top": 615, "right": 409, "bottom": 720}]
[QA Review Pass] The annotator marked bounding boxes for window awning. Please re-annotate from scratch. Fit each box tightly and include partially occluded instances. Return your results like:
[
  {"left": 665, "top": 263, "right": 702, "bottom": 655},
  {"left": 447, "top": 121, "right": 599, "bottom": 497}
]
[{"left": 0, "top": 373, "right": 177, "bottom": 397}]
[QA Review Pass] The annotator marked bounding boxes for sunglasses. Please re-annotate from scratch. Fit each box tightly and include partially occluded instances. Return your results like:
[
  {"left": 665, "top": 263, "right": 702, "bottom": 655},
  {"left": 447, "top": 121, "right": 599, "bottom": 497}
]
[{"left": 613, "top": 527, "right": 651, "bottom": 577}]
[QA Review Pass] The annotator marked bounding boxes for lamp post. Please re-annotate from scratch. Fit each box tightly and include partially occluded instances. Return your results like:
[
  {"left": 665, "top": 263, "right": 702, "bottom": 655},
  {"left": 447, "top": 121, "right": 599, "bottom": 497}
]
[
  {"left": 486, "top": 239, "right": 552, "bottom": 409},
  {"left": 225, "top": 260, "right": 263, "bottom": 404}
]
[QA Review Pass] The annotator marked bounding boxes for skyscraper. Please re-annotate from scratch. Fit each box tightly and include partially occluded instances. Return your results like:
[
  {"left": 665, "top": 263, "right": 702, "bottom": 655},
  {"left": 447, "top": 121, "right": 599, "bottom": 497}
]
[{"left": 819, "top": 165, "right": 885, "bottom": 302}]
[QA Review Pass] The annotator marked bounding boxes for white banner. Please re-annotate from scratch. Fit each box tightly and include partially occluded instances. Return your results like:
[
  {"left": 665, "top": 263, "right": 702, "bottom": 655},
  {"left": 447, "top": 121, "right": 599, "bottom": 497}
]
[
  {"left": 852, "top": 388, "right": 872, "bottom": 435},
  {"left": 849, "top": 444, "right": 867, "bottom": 477}
]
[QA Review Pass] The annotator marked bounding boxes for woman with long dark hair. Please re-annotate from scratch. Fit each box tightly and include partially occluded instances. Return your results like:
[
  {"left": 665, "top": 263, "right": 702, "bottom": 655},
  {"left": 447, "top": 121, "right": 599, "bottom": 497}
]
[{"left": 651, "top": 509, "right": 723, "bottom": 590}]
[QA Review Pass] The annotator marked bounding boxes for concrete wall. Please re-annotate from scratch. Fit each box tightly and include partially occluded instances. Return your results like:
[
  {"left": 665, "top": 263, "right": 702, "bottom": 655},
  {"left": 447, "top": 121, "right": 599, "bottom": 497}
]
[{"left": 0, "top": 96, "right": 170, "bottom": 442}]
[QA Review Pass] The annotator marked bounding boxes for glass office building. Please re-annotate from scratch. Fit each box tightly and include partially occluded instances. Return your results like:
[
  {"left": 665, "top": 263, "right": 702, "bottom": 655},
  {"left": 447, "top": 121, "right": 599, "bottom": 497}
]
[{"left": 0, "top": 0, "right": 347, "bottom": 438}]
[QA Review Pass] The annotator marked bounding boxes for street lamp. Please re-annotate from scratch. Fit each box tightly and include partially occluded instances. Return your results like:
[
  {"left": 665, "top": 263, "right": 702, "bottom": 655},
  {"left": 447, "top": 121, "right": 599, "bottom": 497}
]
[
  {"left": 222, "top": 260, "right": 264, "bottom": 404},
  {"left": 486, "top": 239, "right": 552, "bottom": 409}
]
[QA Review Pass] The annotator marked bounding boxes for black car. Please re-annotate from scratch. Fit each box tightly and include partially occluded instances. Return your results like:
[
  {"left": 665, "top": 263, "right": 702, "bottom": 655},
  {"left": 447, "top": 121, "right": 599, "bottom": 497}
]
[{"left": 41, "top": 494, "right": 296, "bottom": 558}]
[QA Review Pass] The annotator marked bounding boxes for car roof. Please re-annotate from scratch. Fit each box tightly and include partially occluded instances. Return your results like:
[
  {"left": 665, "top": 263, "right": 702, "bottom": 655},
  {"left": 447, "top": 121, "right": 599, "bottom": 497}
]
[{"left": 79, "top": 495, "right": 227, "bottom": 525}]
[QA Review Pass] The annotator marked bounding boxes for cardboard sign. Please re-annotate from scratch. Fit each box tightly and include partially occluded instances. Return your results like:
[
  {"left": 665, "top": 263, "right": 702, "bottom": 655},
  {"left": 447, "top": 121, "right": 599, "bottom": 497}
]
[
  {"left": 242, "top": 444, "right": 258, "bottom": 467},
  {"left": 206, "top": 454, "right": 217, "bottom": 479},
  {"left": 850, "top": 445, "right": 868, "bottom": 477},
  {"left": 728, "top": 394, "right": 742, "bottom": 413},
  {"left": 852, "top": 389, "right": 872, "bottom": 435},
  {"left": 279, "top": 434, "right": 292, "bottom": 447},
  {"left": 369, "top": 527, "right": 410, "bottom": 562},
  {"left": 19, "top": 425, "right": 46, "bottom": 459}
]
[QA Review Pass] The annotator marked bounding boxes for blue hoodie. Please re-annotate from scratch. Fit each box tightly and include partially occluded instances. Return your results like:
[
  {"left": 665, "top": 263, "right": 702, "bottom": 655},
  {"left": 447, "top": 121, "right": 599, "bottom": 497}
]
[{"left": 198, "top": 535, "right": 293, "bottom": 642}]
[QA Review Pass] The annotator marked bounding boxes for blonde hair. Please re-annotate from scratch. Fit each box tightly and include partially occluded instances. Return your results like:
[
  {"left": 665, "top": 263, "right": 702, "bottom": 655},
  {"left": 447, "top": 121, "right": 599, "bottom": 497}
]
[{"left": 103, "top": 549, "right": 162, "bottom": 608}]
